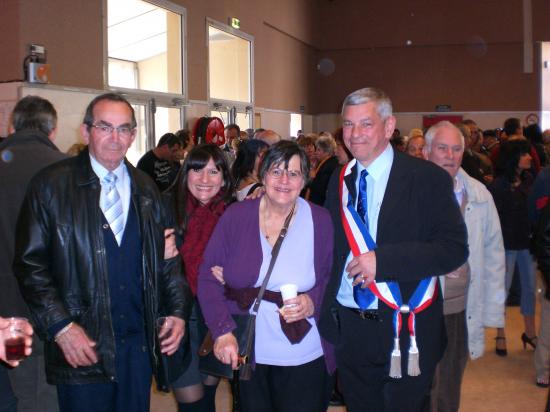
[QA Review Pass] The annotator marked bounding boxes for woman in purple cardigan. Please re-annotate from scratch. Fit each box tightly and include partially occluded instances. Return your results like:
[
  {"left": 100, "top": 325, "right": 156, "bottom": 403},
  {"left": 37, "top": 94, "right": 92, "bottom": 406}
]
[{"left": 198, "top": 141, "right": 335, "bottom": 412}]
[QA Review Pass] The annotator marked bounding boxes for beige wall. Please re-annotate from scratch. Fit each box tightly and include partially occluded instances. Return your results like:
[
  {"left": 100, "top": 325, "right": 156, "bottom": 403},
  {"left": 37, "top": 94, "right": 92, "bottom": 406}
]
[
  {"left": 0, "top": 0, "right": 318, "bottom": 113},
  {"left": 1, "top": 0, "right": 550, "bottom": 122},
  {"left": 138, "top": 54, "right": 168, "bottom": 92},
  {"left": 314, "top": 0, "right": 548, "bottom": 113}
]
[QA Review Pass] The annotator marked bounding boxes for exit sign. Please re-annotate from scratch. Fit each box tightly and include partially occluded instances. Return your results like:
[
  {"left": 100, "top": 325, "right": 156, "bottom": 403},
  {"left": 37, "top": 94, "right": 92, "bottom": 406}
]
[{"left": 230, "top": 17, "right": 240, "bottom": 29}]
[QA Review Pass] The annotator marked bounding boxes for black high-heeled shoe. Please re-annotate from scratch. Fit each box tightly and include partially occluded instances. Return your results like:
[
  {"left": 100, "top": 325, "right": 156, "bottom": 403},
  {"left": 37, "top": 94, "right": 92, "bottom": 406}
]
[
  {"left": 521, "top": 333, "right": 537, "bottom": 349},
  {"left": 495, "top": 336, "right": 507, "bottom": 357}
]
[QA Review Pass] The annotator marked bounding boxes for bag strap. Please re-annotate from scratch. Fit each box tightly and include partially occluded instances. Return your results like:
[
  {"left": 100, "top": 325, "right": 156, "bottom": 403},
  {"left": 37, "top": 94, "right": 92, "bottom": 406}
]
[
  {"left": 246, "top": 182, "right": 263, "bottom": 197},
  {"left": 250, "top": 202, "right": 295, "bottom": 315}
]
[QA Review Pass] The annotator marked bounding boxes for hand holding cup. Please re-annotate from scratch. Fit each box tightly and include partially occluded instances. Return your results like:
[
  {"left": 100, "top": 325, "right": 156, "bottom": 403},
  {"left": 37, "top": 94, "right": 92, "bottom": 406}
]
[
  {"left": 0, "top": 317, "right": 33, "bottom": 366},
  {"left": 280, "top": 283, "right": 298, "bottom": 308},
  {"left": 157, "top": 316, "right": 184, "bottom": 355}
]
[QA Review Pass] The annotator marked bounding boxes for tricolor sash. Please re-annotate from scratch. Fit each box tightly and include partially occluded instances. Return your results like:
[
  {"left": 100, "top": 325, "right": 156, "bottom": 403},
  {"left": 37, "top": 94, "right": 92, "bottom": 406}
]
[{"left": 339, "top": 159, "right": 438, "bottom": 378}]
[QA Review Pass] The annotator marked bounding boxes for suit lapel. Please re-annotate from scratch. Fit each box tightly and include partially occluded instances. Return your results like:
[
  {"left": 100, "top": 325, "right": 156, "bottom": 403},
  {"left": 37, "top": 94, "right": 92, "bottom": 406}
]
[
  {"left": 377, "top": 152, "right": 412, "bottom": 241},
  {"left": 344, "top": 162, "right": 358, "bottom": 207}
]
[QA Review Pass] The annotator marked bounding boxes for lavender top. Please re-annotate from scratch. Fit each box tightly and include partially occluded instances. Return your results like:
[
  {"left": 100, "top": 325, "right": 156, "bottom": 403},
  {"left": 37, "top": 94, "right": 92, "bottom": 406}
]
[
  {"left": 253, "top": 198, "right": 323, "bottom": 365},
  {"left": 197, "top": 196, "right": 336, "bottom": 372}
]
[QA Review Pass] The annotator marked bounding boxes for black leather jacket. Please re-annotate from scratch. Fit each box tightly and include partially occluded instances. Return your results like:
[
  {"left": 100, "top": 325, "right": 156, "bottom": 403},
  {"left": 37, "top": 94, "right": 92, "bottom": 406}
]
[{"left": 13, "top": 149, "right": 192, "bottom": 388}]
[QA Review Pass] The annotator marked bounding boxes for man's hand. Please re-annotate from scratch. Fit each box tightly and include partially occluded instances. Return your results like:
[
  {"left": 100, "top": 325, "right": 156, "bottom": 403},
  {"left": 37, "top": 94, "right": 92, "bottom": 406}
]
[
  {"left": 56, "top": 323, "right": 98, "bottom": 368},
  {"left": 281, "top": 294, "right": 314, "bottom": 323},
  {"left": 346, "top": 251, "right": 376, "bottom": 288},
  {"left": 213, "top": 332, "right": 239, "bottom": 370},
  {"left": 164, "top": 228, "right": 178, "bottom": 259},
  {"left": 159, "top": 316, "right": 185, "bottom": 356},
  {"left": 0, "top": 317, "right": 33, "bottom": 367}
]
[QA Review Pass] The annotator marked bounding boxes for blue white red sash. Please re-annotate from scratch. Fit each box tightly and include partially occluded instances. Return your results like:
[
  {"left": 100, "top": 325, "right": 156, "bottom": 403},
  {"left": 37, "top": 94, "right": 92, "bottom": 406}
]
[{"left": 339, "top": 159, "right": 438, "bottom": 378}]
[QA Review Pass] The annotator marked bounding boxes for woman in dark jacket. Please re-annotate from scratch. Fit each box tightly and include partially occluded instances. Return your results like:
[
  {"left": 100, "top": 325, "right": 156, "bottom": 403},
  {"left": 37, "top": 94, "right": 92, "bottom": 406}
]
[
  {"left": 489, "top": 140, "right": 537, "bottom": 355},
  {"left": 232, "top": 139, "right": 269, "bottom": 201},
  {"left": 167, "top": 144, "right": 234, "bottom": 412}
]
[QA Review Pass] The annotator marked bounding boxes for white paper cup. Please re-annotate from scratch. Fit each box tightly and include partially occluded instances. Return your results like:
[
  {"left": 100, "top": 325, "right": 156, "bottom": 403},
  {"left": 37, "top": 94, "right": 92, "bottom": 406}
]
[{"left": 280, "top": 283, "right": 298, "bottom": 305}]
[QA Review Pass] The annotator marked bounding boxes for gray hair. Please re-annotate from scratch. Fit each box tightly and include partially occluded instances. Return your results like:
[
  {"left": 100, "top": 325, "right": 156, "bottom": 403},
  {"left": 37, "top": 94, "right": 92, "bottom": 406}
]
[
  {"left": 315, "top": 134, "right": 337, "bottom": 155},
  {"left": 341, "top": 87, "right": 393, "bottom": 119},
  {"left": 11, "top": 95, "right": 57, "bottom": 135},
  {"left": 424, "top": 121, "right": 465, "bottom": 154}
]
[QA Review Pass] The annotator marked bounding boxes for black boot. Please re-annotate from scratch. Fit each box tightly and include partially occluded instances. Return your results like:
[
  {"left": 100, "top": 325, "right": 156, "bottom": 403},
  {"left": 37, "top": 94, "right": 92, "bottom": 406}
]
[{"left": 178, "top": 386, "right": 217, "bottom": 412}]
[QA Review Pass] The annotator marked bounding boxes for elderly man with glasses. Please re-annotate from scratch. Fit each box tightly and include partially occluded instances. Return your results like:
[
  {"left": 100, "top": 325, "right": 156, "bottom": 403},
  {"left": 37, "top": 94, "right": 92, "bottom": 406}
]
[{"left": 13, "top": 93, "right": 191, "bottom": 412}]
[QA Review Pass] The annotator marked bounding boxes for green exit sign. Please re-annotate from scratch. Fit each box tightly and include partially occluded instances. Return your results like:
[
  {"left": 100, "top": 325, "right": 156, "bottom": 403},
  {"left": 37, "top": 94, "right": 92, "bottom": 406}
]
[{"left": 230, "top": 17, "right": 240, "bottom": 29}]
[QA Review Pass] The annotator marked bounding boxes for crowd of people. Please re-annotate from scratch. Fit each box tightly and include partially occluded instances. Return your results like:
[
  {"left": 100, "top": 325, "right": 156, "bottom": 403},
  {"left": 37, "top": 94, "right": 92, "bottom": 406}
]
[{"left": 0, "top": 88, "right": 549, "bottom": 412}]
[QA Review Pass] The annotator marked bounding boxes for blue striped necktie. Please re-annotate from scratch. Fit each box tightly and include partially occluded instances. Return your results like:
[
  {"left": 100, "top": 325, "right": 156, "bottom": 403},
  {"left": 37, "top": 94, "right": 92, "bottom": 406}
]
[
  {"left": 101, "top": 172, "right": 124, "bottom": 245},
  {"left": 354, "top": 169, "right": 376, "bottom": 309},
  {"left": 357, "top": 169, "right": 369, "bottom": 226}
]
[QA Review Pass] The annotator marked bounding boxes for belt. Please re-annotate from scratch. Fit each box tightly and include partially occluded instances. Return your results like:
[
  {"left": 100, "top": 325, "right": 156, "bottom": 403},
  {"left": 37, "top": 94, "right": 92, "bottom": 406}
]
[{"left": 341, "top": 305, "right": 380, "bottom": 321}]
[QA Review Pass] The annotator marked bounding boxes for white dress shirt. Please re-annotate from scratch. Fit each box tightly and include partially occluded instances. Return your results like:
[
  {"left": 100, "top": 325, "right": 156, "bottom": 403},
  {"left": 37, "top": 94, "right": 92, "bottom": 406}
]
[
  {"left": 337, "top": 143, "right": 394, "bottom": 309},
  {"left": 89, "top": 155, "right": 131, "bottom": 235}
]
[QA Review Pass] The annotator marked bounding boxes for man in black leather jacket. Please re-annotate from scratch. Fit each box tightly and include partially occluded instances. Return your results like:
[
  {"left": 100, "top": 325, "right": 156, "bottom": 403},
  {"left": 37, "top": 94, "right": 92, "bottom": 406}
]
[{"left": 13, "top": 93, "right": 191, "bottom": 412}]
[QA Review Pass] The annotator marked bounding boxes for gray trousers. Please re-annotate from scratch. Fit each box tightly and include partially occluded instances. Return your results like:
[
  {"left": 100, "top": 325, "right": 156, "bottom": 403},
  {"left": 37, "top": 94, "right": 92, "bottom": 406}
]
[
  {"left": 430, "top": 311, "right": 469, "bottom": 412},
  {"left": 8, "top": 351, "right": 59, "bottom": 412}
]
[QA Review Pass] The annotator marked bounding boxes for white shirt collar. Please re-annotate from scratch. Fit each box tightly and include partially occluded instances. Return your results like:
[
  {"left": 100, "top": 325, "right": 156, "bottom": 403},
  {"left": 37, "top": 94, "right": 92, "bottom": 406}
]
[
  {"left": 357, "top": 143, "right": 394, "bottom": 181},
  {"left": 89, "top": 154, "right": 125, "bottom": 183}
]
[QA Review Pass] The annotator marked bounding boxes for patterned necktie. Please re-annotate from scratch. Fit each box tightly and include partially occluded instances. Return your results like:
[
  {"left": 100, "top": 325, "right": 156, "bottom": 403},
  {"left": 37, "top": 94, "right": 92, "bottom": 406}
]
[
  {"left": 101, "top": 172, "right": 124, "bottom": 245},
  {"left": 356, "top": 169, "right": 369, "bottom": 228},
  {"left": 354, "top": 169, "right": 376, "bottom": 309}
]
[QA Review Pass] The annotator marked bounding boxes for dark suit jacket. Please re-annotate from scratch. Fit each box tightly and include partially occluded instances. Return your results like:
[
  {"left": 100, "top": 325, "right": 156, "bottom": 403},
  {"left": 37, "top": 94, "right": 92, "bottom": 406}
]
[
  {"left": 309, "top": 155, "right": 340, "bottom": 206},
  {"left": 319, "top": 150, "right": 468, "bottom": 371}
]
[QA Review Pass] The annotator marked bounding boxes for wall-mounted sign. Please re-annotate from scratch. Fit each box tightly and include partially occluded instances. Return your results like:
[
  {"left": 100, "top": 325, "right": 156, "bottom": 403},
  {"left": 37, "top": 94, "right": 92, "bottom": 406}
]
[
  {"left": 435, "top": 104, "right": 452, "bottom": 112},
  {"left": 230, "top": 17, "right": 240, "bottom": 29}
]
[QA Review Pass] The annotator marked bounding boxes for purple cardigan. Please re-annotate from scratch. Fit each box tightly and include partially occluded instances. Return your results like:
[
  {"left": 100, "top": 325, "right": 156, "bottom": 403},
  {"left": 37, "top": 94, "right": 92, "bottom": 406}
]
[{"left": 197, "top": 196, "right": 336, "bottom": 373}]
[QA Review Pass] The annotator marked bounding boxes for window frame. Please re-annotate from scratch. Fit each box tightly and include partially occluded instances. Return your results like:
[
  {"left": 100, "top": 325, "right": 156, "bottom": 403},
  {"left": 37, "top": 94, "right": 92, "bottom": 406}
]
[
  {"left": 206, "top": 18, "right": 255, "bottom": 116},
  {"left": 102, "top": 0, "right": 188, "bottom": 102}
]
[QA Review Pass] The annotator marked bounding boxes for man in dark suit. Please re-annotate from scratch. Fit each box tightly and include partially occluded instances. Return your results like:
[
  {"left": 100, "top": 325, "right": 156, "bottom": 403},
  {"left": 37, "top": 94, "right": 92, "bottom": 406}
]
[{"left": 319, "top": 87, "right": 468, "bottom": 412}]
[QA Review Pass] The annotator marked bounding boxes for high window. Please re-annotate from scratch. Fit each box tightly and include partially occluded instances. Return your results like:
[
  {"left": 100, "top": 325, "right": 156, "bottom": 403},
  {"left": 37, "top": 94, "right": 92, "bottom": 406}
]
[
  {"left": 105, "top": 0, "right": 186, "bottom": 164},
  {"left": 207, "top": 19, "right": 253, "bottom": 129}
]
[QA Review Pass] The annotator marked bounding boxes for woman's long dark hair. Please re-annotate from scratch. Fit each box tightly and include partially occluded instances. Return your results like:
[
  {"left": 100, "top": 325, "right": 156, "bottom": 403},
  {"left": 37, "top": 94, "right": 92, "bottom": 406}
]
[
  {"left": 173, "top": 144, "right": 233, "bottom": 230},
  {"left": 231, "top": 139, "right": 269, "bottom": 186},
  {"left": 495, "top": 140, "right": 530, "bottom": 184}
]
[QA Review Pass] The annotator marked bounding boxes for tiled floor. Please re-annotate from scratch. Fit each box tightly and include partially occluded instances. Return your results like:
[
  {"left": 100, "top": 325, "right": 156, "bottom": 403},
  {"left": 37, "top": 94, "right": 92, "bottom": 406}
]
[{"left": 151, "top": 305, "right": 548, "bottom": 411}]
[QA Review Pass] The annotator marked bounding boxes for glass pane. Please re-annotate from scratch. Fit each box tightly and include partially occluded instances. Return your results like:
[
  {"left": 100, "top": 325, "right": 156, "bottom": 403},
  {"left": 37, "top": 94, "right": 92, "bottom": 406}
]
[
  {"left": 210, "top": 110, "right": 227, "bottom": 126},
  {"left": 126, "top": 104, "right": 146, "bottom": 166},
  {"left": 208, "top": 26, "right": 251, "bottom": 102},
  {"left": 108, "top": 0, "right": 182, "bottom": 94},
  {"left": 290, "top": 113, "right": 302, "bottom": 138},
  {"left": 108, "top": 58, "right": 137, "bottom": 89},
  {"left": 235, "top": 112, "right": 250, "bottom": 131},
  {"left": 154, "top": 107, "right": 181, "bottom": 145}
]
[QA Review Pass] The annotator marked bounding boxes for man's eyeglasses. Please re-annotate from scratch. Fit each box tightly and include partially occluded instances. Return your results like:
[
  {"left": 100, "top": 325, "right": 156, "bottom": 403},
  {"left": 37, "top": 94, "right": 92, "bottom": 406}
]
[
  {"left": 91, "top": 124, "right": 134, "bottom": 138},
  {"left": 268, "top": 168, "right": 303, "bottom": 181}
]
